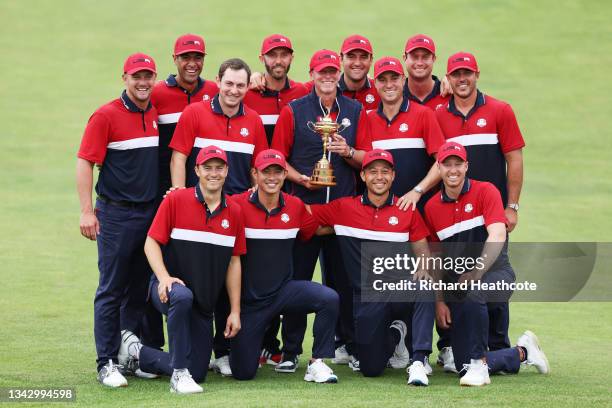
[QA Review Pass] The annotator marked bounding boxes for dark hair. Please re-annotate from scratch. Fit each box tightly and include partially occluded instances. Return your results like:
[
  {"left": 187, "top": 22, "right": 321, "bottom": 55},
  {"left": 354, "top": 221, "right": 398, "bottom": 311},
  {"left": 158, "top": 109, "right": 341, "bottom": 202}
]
[{"left": 218, "top": 58, "right": 251, "bottom": 84}]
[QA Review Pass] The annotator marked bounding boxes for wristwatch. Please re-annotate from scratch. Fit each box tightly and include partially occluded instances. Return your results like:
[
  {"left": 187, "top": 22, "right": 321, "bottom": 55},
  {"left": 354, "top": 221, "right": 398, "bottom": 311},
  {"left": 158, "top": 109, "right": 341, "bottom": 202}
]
[
  {"left": 507, "top": 203, "right": 520, "bottom": 212},
  {"left": 413, "top": 185, "right": 424, "bottom": 194},
  {"left": 345, "top": 146, "right": 355, "bottom": 159}
]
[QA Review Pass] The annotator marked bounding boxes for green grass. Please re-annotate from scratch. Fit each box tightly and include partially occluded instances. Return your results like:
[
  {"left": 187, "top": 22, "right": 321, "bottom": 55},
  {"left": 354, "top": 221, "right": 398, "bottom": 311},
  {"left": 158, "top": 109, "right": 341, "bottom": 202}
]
[{"left": 1, "top": 0, "right": 611, "bottom": 406}]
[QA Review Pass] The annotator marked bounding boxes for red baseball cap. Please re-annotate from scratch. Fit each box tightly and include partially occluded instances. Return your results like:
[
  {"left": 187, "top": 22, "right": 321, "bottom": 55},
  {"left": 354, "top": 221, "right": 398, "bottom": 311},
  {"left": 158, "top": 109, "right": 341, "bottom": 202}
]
[
  {"left": 341, "top": 34, "right": 373, "bottom": 55},
  {"left": 261, "top": 34, "right": 293, "bottom": 55},
  {"left": 254, "top": 149, "right": 287, "bottom": 170},
  {"left": 309, "top": 49, "right": 341, "bottom": 72},
  {"left": 362, "top": 149, "right": 394, "bottom": 169},
  {"left": 123, "top": 53, "right": 156, "bottom": 75},
  {"left": 437, "top": 141, "right": 467, "bottom": 163},
  {"left": 174, "top": 34, "right": 206, "bottom": 56},
  {"left": 196, "top": 145, "right": 228, "bottom": 165},
  {"left": 374, "top": 56, "right": 404, "bottom": 78},
  {"left": 404, "top": 34, "right": 436, "bottom": 55},
  {"left": 447, "top": 52, "right": 479, "bottom": 74}
]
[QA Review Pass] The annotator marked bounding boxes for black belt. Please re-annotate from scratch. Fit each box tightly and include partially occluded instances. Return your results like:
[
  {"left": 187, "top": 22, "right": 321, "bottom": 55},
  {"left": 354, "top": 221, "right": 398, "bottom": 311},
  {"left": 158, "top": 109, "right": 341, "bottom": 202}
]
[{"left": 97, "top": 195, "right": 154, "bottom": 209}]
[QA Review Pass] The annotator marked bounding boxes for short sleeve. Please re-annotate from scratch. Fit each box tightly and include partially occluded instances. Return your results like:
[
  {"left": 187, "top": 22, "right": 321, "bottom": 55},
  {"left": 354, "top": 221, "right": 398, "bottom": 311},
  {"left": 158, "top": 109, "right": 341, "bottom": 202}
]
[
  {"left": 421, "top": 108, "right": 445, "bottom": 156},
  {"left": 409, "top": 209, "right": 430, "bottom": 242},
  {"left": 297, "top": 199, "right": 319, "bottom": 241},
  {"left": 310, "top": 198, "right": 342, "bottom": 227},
  {"left": 251, "top": 116, "right": 269, "bottom": 165},
  {"left": 169, "top": 103, "right": 198, "bottom": 156},
  {"left": 498, "top": 103, "right": 525, "bottom": 153},
  {"left": 77, "top": 111, "right": 111, "bottom": 164},
  {"left": 271, "top": 106, "right": 295, "bottom": 158},
  {"left": 481, "top": 183, "right": 507, "bottom": 226},
  {"left": 354, "top": 108, "right": 372, "bottom": 151},
  {"left": 148, "top": 194, "right": 175, "bottom": 245}
]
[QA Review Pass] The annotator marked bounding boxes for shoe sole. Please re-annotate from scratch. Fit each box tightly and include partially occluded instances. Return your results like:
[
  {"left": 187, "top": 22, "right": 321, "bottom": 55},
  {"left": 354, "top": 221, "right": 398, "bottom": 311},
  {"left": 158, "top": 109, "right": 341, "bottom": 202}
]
[
  {"left": 170, "top": 387, "right": 203, "bottom": 394},
  {"left": 304, "top": 374, "right": 338, "bottom": 383},
  {"left": 460, "top": 378, "right": 491, "bottom": 386},
  {"left": 213, "top": 367, "right": 233, "bottom": 377},
  {"left": 275, "top": 367, "right": 297, "bottom": 373},
  {"left": 99, "top": 380, "right": 127, "bottom": 388},
  {"left": 331, "top": 358, "right": 351, "bottom": 365},
  {"left": 408, "top": 380, "right": 428, "bottom": 386},
  {"left": 523, "top": 330, "right": 550, "bottom": 374}
]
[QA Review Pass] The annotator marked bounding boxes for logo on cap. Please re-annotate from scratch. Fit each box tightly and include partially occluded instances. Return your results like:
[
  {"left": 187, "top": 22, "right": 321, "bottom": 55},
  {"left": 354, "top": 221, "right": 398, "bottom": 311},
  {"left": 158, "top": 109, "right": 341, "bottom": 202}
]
[
  {"left": 399, "top": 123, "right": 408, "bottom": 133},
  {"left": 240, "top": 128, "right": 249, "bottom": 137},
  {"left": 320, "top": 54, "right": 337, "bottom": 60},
  {"left": 415, "top": 38, "right": 431, "bottom": 44},
  {"left": 183, "top": 40, "right": 201, "bottom": 46},
  {"left": 221, "top": 219, "right": 230, "bottom": 229},
  {"left": 281, "top": 213, "right": 290, "bottom": 223},
  {"left": 454, "top": 57, "right": 471, "bottom": 63},
  {"left": 464, "top": 203, "right": 473, "bottom": 213},
  {"left": 365, "top": 94, "right": 375, "bottom": 104},
  {"left": 388, "top": 216, "right": 399, "bottom": 225},
  {"left": 477, "top": 118, "right": 487, "bottom": 128}
]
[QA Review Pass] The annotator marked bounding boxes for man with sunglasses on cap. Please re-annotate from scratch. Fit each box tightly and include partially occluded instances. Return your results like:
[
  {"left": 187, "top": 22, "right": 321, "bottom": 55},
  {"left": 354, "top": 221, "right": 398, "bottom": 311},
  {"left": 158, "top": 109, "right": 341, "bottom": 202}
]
[
  {"left": 308, "top": 149, "right": 435, "bottom": 386},
  {"left": 228, "top": 149, "right": 339, "bottom": 383},
  {"left": 244, "top": 34, "right": 309, "bottom": 147},
  {"left": 423, "top": 141, "right": 548, "bottom": 386},
  {"left": 435, "top": 52, "right": 526, "bottom": 366},
  {"left": 272, "top": 48, "right": 371, "bottom": 373},
  {"left": 118, "top": 146, "right": 245, "bottom": 394},
  {"left": 77, "top": 53, "right": 159, "bottom": 387}
]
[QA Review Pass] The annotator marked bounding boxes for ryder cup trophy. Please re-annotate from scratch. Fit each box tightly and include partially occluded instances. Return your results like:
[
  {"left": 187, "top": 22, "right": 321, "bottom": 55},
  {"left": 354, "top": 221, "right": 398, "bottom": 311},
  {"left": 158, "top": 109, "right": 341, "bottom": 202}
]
[{"left": 306, "top": 115, "right": 349, "bottom": 186}]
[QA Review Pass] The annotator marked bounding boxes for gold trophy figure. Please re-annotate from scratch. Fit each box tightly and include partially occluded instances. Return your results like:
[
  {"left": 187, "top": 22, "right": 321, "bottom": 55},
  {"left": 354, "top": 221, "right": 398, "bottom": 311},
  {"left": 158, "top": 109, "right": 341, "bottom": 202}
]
[{"left": 307, "top": 115, "right": 350, "bottom": 186}]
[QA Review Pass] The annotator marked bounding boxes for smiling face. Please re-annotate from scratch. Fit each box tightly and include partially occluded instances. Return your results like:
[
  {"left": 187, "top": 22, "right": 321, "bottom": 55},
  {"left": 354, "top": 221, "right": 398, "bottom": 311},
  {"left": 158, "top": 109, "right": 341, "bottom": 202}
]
[
  {"left": 174, "top": 52, "right": 204, "bottom": 85},
  {"left": 217, "top": 68, "right": 249, "bottom": 110},
  {"left": 361, "top": 161, "right": 395, "bottom": 196},
  {"left": 438, "top": 156, "right": 468, "bottom": 189},
  {"left": 260, "top": 47, "right": 293, "bottom": 81},
  {"left": 311, "top": 66, "right": 341, "bottom": 96},
  {"left": 447, "top": 68, "right": 479, "bottom": 99},
  {"left": 375, "top": 71, "right": 405, "bottom": 105},
  {"left": 123, "top": 70, "right": 156, "bottom": 104},
  {"left": 404, "top": 48, "right": 435, "bottom": 81},
  {"left": 341, "top": 49, "right": 372, "bottom": 83},
  {"left": 195, "top": 158, "right": 228, "bottom": 194},
  {"left": 253, "top": 165, "right": 287, "bottom": 195}
]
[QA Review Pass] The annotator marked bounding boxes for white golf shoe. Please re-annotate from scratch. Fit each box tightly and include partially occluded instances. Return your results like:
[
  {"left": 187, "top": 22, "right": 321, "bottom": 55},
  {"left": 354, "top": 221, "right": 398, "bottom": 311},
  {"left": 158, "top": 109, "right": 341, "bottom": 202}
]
[
  {"left": 459, "top": 359, "right": 490, "bottom": 386},
  {"left": 407, "top": 361, "right": 429, "bottom": 386},
  {"left": 304, "top": 359, "right": 338, "bottom": 383},
  {"left": 170, "top": 369, "right": 203, "bottom": 394},
  {"left": 517, "top": 330, "right": 550, "bottom": 374}
]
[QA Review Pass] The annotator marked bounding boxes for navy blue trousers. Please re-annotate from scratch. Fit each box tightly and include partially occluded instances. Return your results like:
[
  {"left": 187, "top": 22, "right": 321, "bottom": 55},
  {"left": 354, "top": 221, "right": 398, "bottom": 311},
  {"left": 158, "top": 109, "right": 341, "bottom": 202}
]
[
  {"left": 94, "top": 199, "right": 155, "bottom": 372},
  {"left": 139, "top": 281, "right": 213, "bottom": 383},
  {"left": 438, "top": 244, "right": 515, "bottom": 352},
  {"left": 354, "top": 285, "right": 434, "bottom": 378},
  {"left": 448, "top": 262, "right": 520, "bottom": 375},
  {"left": 283, "top": 235, "right": 354, "bottom": 355},
  {"left": 231, "top": 280, "right": 339, "bottom": 380}
]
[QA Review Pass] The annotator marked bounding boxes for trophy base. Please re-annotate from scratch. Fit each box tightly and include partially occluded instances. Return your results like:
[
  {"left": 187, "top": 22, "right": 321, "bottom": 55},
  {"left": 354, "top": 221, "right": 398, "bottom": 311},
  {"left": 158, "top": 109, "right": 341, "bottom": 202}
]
[
  {"left": 310, "top": 179, "right": 337, "bottom": 187},
  {"left": 310, "top": 171, "right": 336, "bottom": 187}
]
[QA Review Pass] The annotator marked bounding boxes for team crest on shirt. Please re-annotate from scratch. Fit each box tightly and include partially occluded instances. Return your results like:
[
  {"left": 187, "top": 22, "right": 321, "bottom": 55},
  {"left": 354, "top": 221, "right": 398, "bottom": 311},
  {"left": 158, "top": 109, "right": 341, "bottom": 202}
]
[
  {"left": 281, "top": 213, "right": 290, "bottom": 223},
  {"left": 435, "top": 104, "right": 444, "bottom": 110},
  {"left": 240, "top": 128, "right": 249, "bottom": 137},
  {"left": 221, "top": 219, "right": 230, "bottom": 229},
  {"left": 476, "top": 118, "right": 487, "bottom": 128},
  {"left": 341, "top": 118, "right": 351, "bottom": 128},
  {"left": 365, "top": 94, "right": 375, "bottom": 104},
  {"left": 203, "top": 94, "right": 210, "bottom": 101},
  {"left": 152, "top": 120, "right": 157, "bottom": 129},
  {"left": 399, "top": 123, "right": 409, "bottom": 133},
  {"left": 464, "top": 203, "right": 473, "bottom": 213},
  {"left": 388, "top": 216, "right": 399, "bottom": 226}
]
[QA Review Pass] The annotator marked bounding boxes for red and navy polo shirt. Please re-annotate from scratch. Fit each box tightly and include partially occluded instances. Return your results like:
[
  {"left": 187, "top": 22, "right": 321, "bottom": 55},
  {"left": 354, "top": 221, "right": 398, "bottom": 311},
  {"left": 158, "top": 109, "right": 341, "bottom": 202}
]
[
  {"left": 304, "top": 77, "right": 380, "bottom": 112},
  {"left": 151, "top": 75, "right": 219, "bottom": 194},
  {"left": 311, "top": 192, "right": 429, "bottom": 289},
  {"left": 272, "top": 90, "right": 372, "bottom": 204},
  {"left": 243, "top": 78, "right": 308, "bottom": 145},
  {"left": 229, "top": 191, "right": 318, "bottom": 312},
  {"left": 78, "top": 90, "right": 159, "bottom": 203},
  {"left": 169, "top": 94, "right": 268, "bottom": 193},
  {"left": 148, "top": 185, "right": 246, "bottom": 317},
  {"left": 424, "top": 179, "right": 507, "bottom": 273},
  {"left": 435, "top": 91, "right": 525, "bottom": 205},
  {"left": 368, "top": 96, "right": 445, "bottom": 198},
  {"left": 403, "top": 75, "right": 449, "bottom": 111}
]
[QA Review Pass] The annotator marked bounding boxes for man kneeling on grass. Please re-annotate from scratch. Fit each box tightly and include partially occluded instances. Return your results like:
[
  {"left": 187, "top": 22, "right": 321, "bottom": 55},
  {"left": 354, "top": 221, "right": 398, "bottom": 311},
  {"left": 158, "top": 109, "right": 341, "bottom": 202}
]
[
  {"left": 228, "top": 149, "right": 340, "bottom": 383},
  {"left": 118, "top": 146, "right": 245, "bottom": 394}
]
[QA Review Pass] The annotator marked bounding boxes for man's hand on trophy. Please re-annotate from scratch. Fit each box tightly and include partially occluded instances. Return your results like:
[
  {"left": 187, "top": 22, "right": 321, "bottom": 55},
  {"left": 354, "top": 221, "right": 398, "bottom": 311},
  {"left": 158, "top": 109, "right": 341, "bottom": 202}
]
[
  {"left": 328, "top": 134, "right": 351, "bottom": 157},
  {"left": 298, "top": 174, "right": 323, "bottom": 190}
]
